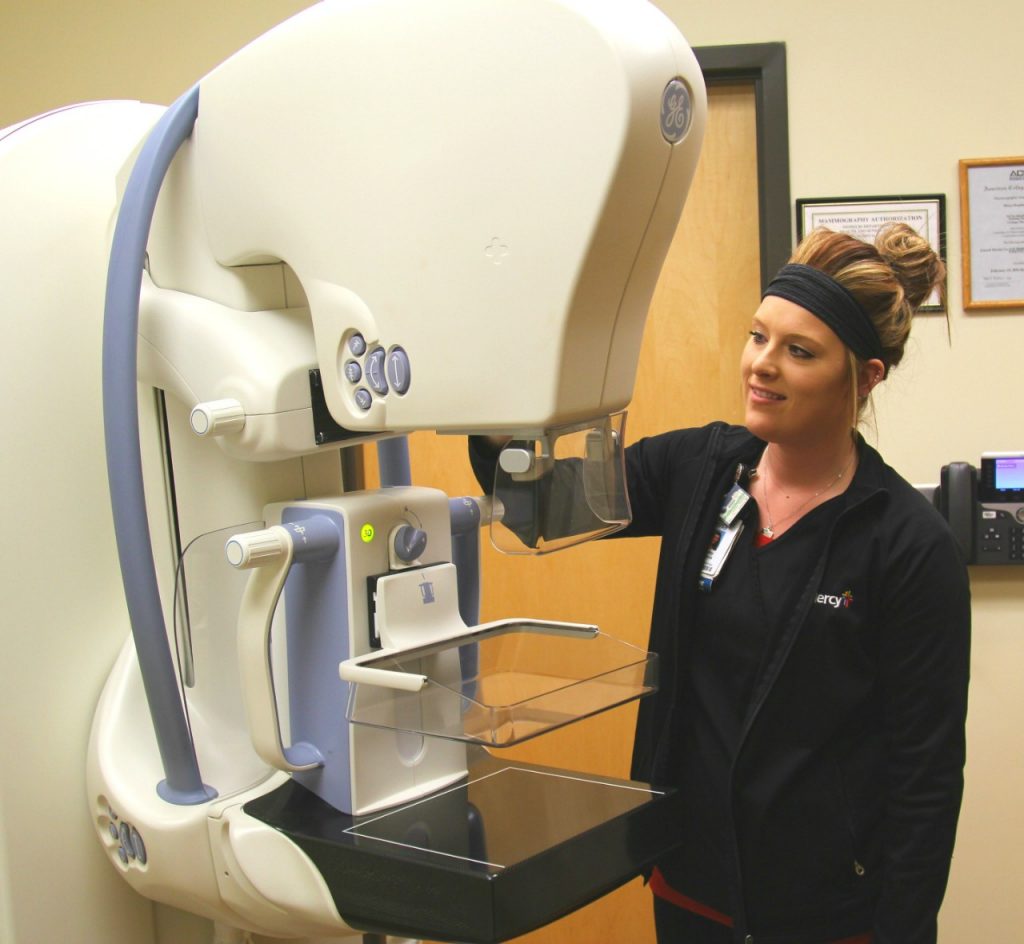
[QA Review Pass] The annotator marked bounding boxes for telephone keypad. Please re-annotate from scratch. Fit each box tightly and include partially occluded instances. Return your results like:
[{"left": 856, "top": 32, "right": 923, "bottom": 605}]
[{"left": 976, "top": 508, "right": 1024, "bottom": 564}]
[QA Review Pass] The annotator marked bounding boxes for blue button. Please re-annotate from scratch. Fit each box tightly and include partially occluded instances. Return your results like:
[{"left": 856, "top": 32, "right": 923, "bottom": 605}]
[
  {"left": 130, "top": 826, "right": 147, "bottom": 865},
  {"left": 366, "top": 347, "right": 388, "bottom": 395},
  {"left": 386, "top": 347, "right": 411, "bottom": 395},
  {"left": 344, "top": 359, "right": 362, "bottom": 384},
  {"left": 348, "top": 333, "right": 367, "bottom": 356},
  {"left": 354, "top": 387, "right": 373, "bottom": 411}
]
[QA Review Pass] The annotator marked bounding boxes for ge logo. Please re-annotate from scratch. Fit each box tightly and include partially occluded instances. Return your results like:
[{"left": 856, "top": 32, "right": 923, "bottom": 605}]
[
  {"left": 660, "top": 78, "right": 692, "bottom": 143},
  {"left": 360, "top": 523, "right": 375, "bottom": 543}
]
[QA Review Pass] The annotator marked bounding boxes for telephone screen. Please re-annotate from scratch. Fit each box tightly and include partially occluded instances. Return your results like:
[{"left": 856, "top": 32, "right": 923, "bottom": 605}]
[
  {"left": 980, "top": 452, "right": 1024, "bottom": 503},
  {"left": 994, "top": 457, "right": 1024, "bottom": 491}
]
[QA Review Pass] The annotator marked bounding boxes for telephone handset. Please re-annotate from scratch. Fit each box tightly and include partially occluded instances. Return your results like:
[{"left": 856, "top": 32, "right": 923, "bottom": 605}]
[
  {"left": 933, "top": 453, "right": 1024, "bottom": 565},
  {"left": 937, "top": 462, "right": 977, "bottom": 564}
]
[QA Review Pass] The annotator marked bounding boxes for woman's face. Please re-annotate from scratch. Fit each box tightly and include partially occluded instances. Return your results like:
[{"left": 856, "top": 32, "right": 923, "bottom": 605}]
[{"left": 740, "top": 295, "right": 853, "bottom": 448}]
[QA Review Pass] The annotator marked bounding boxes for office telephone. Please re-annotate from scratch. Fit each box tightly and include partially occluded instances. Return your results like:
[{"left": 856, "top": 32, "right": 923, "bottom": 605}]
[{"left": 933, "top": 452, "right": 1024, "bottom": 565}]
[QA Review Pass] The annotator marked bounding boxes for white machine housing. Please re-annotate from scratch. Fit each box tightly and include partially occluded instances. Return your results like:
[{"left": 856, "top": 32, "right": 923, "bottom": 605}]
[
  {"left": 143, "top": 0, "right": 706, "bottom": 455},
  {"left": 1, "top": 0, "right": 706, "bottom": 940}
]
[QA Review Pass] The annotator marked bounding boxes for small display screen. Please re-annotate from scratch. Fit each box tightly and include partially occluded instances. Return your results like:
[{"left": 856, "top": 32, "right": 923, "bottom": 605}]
[{"left": 994, "top": 457, "right": 1024, "bottom": 491}]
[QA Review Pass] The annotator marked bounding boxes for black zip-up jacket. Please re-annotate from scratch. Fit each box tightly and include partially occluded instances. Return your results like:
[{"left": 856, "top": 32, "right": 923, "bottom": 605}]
[
  {"left": 469, "top": 423, "right": 969, "bottom": 943},
  {"left": 622, "top": 423, "right": 970, "bottom": 944}
]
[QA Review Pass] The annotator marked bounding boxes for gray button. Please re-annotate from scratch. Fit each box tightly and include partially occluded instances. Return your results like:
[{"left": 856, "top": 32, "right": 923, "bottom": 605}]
[
  {"left": 348, "top": 333, "right": 367, "bottom": 356},
  {"left": 130, "top": 826, "right": 147, "bottom": 865},
  {"left": 354, "top": 387, "right": 373, "bottom": 411},
  {"left": 386, "top": 347, "right": 411, "bottom": 394},
  {"left": 366, "top": 347, "right": 389, "bottom": 395},
  {"left": 344, "top": 359, "right": 362, "bottom": 384}
]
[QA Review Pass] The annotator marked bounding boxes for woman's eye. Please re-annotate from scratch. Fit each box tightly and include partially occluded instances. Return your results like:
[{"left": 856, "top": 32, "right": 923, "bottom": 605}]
[
  {"left": 789, "top": 344, "right": 813, "bottom": 359},
  {"left": 748, "top": 330, "right": 766, "bottom": 344}
]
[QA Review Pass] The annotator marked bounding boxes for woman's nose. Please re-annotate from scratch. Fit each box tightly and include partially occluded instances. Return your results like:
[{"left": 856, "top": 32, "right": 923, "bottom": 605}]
[{"left": 751, "top": 344, "right": 777, "bottom": 375}]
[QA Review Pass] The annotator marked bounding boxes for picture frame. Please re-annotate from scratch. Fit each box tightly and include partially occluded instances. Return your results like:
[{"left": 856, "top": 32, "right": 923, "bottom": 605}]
[
  {"left": 795, "top": 194, "right": 946, "bottom": 312},
  {"left": 958, "top": 157, "right": 1024, "bottom": 310}
]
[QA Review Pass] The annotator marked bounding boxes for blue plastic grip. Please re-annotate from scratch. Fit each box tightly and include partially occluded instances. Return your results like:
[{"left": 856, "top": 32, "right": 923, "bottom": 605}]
[{"left": 102, "top": 86, "right": 215, "bottom": 805}]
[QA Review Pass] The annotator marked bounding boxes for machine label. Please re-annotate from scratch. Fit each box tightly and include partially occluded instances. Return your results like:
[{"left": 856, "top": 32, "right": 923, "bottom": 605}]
[
  {"left": 360, "top": 523, "right": 375, "bottom": 543},
  {"left": 661, "top": 78, "right": 693, "bottom": 143}
]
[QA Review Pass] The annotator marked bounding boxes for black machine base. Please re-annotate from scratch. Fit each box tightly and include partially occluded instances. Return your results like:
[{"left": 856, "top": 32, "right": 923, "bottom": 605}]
[{"left": 244, "top": 753, "right": 684, "bottom": 943}]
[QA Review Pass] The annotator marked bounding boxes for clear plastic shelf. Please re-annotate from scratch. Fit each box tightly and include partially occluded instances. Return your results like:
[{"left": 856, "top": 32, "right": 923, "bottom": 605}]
[{"left": 344, "top": 620, "right": 657, "bottom": 747}]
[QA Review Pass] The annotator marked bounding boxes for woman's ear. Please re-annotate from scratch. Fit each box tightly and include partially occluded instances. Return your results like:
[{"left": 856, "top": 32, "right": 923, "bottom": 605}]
[{"left": 858, "top": 358, "right": 886, "bottom": 398}]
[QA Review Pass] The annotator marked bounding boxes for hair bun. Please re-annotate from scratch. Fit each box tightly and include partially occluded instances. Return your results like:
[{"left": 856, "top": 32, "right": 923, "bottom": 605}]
[{"left": 874, "top": 222, "right": 945, "bottom": 311}]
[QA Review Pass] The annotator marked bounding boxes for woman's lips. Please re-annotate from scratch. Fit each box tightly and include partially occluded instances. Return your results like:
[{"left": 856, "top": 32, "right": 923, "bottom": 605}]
[{"left": 749, "top": 385, "right": 785, "bottom": 402}]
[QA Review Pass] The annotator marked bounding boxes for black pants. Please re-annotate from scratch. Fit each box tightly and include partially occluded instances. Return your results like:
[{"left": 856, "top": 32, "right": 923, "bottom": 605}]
[{"left": 653, "top": 896, "right": 734, "bottom": 944}]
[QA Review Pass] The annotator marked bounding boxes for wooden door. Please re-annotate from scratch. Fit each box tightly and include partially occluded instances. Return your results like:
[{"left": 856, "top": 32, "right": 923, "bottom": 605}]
[{"left": 366, "top": 81, "right": 762, "bottom": 944}]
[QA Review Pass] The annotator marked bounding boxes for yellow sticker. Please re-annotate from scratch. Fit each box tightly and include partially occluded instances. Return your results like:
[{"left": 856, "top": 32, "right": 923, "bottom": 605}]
[{"left": 360, "top": 523, "right": 375, "bottom": 543}]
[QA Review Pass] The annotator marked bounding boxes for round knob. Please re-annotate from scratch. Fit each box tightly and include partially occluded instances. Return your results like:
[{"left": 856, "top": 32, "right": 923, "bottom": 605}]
[
  {"left": 225, "top": 527, "right": 289, "bottom": 568},
  {"left": 190, "top": 399, "right": 245, "bottom": 437},
  {"left": 393, "top": 525, "right": 428, "bottom": 563}
]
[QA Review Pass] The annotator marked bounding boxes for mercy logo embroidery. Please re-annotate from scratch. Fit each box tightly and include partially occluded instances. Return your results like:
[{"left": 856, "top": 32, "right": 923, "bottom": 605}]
[{"left": 816, "top": 589, "right": 853, "bottom": 609}]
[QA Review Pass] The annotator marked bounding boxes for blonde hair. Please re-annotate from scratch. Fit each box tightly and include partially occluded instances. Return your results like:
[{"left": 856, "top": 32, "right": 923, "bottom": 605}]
[{"left": 788, "top": 224, "right": 946, "bottom": 424}]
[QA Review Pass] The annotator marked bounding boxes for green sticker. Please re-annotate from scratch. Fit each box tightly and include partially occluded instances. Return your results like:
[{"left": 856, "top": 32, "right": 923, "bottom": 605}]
[{"left": 360, "top": 523, "right": 375, "bottom": 543}]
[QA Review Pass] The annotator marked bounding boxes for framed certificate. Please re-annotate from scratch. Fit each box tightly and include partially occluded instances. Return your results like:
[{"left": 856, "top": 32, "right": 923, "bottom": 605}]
[
  {"left": 959, "top": 157, "right": 1024, "bottom": 310},
  {"left": 796, "top": 194, "right": 946, "bottom": 312}
]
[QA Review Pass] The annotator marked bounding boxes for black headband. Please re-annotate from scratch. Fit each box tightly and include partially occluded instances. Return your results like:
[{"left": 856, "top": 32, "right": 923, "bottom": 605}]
[{"left": 763, "top": 263, "right": 885, "bottom": 364}]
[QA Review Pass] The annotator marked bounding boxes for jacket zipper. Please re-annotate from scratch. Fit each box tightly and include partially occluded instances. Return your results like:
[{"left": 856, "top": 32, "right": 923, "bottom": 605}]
[
  {"left": 834, "top": 757, "right": 868, "bottom": 878},
  {"left": 726, "top": 485, "right": 886, "bottom": 935}
]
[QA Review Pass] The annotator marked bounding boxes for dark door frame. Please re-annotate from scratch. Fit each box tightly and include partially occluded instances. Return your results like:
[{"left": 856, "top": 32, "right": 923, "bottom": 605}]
[{"left": 694, "top": 42, "right": 791, "bottom": 290}]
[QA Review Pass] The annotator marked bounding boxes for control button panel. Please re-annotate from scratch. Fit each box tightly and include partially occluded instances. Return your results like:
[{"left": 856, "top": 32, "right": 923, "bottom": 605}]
[
  {"left": 98, "top": 801, "right": 148, "bottom": 869},
  {"left": 977, "top": 507, "right": 1024, "bottom": 564},
  {"left": 341, "top": 332, "right": 411, "bottom": 411}
]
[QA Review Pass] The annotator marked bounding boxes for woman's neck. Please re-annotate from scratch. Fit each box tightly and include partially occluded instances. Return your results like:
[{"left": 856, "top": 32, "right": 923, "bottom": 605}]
[{"left": 761, "top": 431, "right": 858, "bottom": 491}]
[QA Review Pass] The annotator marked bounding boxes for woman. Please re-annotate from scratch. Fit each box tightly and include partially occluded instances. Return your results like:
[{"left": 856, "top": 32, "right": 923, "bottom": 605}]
[{"left": 471, "top": 224, "right": 970, "bottom": 944}]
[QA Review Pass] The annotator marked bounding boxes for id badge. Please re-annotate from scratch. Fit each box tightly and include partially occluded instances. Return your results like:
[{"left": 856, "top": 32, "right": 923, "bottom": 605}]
[
  {"left": 720, "top": 483, "right": 750, "bottom": 526},
  {"left": 699, "top": 517, "right": 745, "bottom": 592}
]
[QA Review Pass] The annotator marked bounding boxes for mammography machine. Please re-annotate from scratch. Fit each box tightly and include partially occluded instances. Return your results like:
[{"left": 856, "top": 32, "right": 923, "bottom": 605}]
[{"left": 0, "top": 1, "right": 705, "bottom": 940}]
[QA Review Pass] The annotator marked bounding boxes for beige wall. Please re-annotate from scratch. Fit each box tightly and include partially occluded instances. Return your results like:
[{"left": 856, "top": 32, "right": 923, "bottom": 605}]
[
  {"left": 0, "top": 1, "right": 315, "bottom": 125},
  {"left": 2, "top": 0, "right": 1022, "bottom": 940}
]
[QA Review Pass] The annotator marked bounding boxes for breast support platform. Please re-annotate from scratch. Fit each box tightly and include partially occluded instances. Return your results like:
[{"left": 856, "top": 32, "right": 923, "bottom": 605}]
[{"left": 0, "top": 0, "right": 705, "bottom": 940}]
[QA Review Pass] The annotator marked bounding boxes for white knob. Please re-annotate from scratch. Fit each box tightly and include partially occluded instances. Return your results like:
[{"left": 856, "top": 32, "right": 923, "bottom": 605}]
[
  {"left": 190, "top": 399, "right": 245, "bottom": 437},
  {"left": 498, "top": 447, "right": 534, "bottom": 475},
  {"left": 226, "top": 527, "right": 289, "bottom": 569}
]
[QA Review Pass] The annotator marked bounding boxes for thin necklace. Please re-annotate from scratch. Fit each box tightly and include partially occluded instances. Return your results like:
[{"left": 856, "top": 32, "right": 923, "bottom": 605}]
[{"left": 754, "top": 444, "right": 854, "bottom": 539}]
